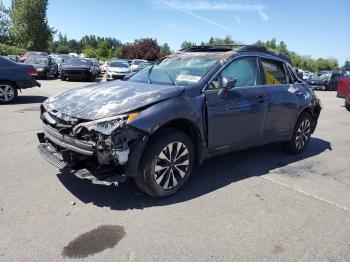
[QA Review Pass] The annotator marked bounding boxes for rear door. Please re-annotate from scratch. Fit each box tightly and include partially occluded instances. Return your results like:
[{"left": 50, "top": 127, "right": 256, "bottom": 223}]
[
  {"left": 261, "top": 58, "right": 299, "bottom": 135},
  {"left": 205, "top": 56, "right": 268, "bottom": 149}
]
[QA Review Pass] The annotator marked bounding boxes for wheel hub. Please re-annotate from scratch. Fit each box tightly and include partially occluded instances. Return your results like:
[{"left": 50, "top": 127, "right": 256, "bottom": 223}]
[
  {"left": 295, "top": 118, "right": 311, "bottom": 150},
  {"left": 154, "top": 142, "right": 189, "bottom": 190}
]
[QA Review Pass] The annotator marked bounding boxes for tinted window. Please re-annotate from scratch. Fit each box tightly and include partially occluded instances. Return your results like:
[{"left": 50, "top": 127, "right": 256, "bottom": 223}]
[
  {"left": 261, "top": 59, "right": 287, "bottom": 85},
  {"left": 25, "top": 57, "right": 48, "bottom": 65},
  {"left": 65, "top": 59, "right": 92, "bottom": 66},
  {"left": 208, "top": 57, "right": 260, "bottom": 90}
]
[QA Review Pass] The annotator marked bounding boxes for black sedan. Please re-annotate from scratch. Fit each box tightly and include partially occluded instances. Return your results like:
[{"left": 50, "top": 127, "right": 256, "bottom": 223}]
[
  {"left": 24, "top": 56, "right": 59, "bottom": 79},
  {"left": 60, "top": 58, "right": 97, "bottom": 81},
  {"left": 0, "top": 56, "right": 40, "bottom": 103}
]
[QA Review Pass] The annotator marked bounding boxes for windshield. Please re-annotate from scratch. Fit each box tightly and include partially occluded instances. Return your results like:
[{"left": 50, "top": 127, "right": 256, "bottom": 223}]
[
  {"left": 65, "top": 59, "right": 92, "bottom": 66},
  {"left": 109, "top": 61, "right": 129, "bottom": 68},
  {"left": 132, "top": 60, "right": 145, "bottom": 65},
  {"left": 128, "top": 55, "right": 218, "bottom": 86},
  {"left": 25, "top": 57, "right": 48, "bottom": 65}
]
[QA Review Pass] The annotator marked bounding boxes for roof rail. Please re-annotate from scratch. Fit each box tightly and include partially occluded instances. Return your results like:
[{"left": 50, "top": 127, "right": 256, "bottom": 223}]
[{"left": 181, "top": 44, "right": 293, "bottom": 64}]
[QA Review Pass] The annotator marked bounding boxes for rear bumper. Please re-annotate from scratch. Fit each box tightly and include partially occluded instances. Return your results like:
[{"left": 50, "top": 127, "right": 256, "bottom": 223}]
[{"left": 16, "top": 78, "right": 41, "bottom": 89}]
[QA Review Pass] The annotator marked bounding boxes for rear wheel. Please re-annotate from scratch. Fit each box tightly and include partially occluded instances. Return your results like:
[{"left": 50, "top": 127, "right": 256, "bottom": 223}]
[
  {"left": 135, "top": 129, "right": 195, "bottom": 198},
  {"left": 45, "top": 71, "right": 50, "bottom": 80},
  {"left": 0, "top": 82, "right": 18, "bottom": 104},
  {"left": 60, "top": 75, "right": 66, "bottom": 81},
  {"left": 282, "top": 112, "right": 314, "bottom": 154}
]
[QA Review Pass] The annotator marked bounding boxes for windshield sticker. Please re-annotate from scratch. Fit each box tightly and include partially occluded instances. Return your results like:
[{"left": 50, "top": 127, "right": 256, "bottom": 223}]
[{"left": 176, "top": 74, "right": 201, "bottom": 83}]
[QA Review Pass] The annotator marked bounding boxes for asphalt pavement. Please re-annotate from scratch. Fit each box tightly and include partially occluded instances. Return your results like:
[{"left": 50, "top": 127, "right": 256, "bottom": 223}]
[{"left": 0, "top": 78, "right": 349, "bottom": 261}]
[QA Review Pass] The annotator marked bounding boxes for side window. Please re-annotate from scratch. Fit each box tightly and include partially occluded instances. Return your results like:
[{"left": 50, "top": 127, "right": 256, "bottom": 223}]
[
  {"left": 208, "top": 57, "right": 260, "bottom": 90},
  {"left": 287, "top": 65, "right": 299, "bottom": 83},
  {"left": 261, "top": 59, "right": 288, "bottom": 85}
]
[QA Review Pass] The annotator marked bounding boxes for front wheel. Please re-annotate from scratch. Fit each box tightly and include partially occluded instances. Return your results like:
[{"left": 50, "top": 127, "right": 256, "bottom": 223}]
[
  {"left": 135, "top": 129, "right": 195, "bottom": 198},
  {"left": 282, "top": 112, "right": 314, "bottom": 154}
]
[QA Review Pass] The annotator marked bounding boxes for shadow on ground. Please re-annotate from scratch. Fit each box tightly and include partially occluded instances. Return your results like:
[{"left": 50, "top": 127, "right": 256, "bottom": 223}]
[
  {"left": 10, "top": 95, "right": 48, "bottom": 104},
  {"left": 57, "top": 137, "right": 332, "bottom": 210}
]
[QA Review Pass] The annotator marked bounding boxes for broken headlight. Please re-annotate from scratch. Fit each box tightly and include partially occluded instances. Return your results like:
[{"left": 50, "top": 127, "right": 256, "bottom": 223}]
[{"left": 73, "top": 113, "right": 139, "bottom": 136}]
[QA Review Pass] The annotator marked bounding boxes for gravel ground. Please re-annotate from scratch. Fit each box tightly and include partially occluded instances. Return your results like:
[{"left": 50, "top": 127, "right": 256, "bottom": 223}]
[{"left": 0, "top": 78, "right": 349, "bottom": 262}]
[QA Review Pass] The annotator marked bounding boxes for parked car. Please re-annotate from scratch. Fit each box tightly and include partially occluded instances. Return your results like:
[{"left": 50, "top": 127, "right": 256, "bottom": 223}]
[
  {"left": 306, "top": 75, "right": 325, "bottom": 90},
  {"left": 337, "top": 76, "right": 350, "bottom": 111},
  {"left": 37, "top": 45, "right": 321, "bottom": 198},
  {"left": 328, "top": 72, "right": 342, "bottom": 91},
  {"left": 6, "top": 55, "right": 19, "bottom": 62},
  {"left": 19, "top": 51, "right": 48, "bottom": 62},
  {"left": 0, "top": 56, "right": 40, "bottom": 103},
  {"left": 87, "top": 58, "right": 101, "bottom": 75},
  {"left": 60, "top": 58, "right": 97, "bottom": 81},
  {"left": 130, "top": 59, "right": 148, "bottom": 71},
  {"left": 24, "top": 56, "right": 59, "bottom": 79},
  {"left": 106, "top": 60, "right": 131, "bottom": 80}
]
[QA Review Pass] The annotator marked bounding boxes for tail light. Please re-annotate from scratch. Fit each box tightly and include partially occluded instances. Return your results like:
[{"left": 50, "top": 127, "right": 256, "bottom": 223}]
[{"left": 27, "top": 69, "right": 37, "bottom": 76}]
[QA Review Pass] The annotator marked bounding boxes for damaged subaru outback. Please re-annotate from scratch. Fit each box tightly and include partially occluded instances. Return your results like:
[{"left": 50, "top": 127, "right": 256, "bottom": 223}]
[{"left": 37, "top": 45, "right": 321, "bottom": 198}]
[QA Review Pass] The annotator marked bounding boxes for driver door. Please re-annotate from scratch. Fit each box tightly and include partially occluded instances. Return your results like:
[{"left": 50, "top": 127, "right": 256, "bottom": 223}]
[{"left": 205, "top": 56, "right": 268, "bottom": 150}]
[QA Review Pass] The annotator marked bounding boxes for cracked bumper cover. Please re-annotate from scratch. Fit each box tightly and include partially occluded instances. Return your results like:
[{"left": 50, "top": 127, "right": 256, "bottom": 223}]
[{"left": 37, "top": 123, "right": 148, "bottom": 185}]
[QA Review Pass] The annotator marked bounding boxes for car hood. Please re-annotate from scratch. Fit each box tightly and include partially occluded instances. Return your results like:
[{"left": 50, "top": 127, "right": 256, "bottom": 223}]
[{"left": 43, "top": 80, "right": 184, "bottom": 120}]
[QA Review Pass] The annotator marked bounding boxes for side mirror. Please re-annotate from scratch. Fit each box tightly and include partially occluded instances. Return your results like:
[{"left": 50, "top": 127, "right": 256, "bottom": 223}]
[{"left": 218, "top": 77, "right": 237, "bottom": 97}]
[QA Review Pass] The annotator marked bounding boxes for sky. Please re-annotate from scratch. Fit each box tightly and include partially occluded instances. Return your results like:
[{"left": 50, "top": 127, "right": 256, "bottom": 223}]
[{"left": 3, "top": 0, "right": 350, "bottom": 65}]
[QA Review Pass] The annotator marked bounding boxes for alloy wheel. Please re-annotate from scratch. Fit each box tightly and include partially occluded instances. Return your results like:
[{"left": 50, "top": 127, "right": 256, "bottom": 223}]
[
  {"left": 154, "top": 142, "right": 190, "bottom": 190},
  {"left": 295, "top": 119, "right": 311, "bottom": 150},
  {"left": 0, "top": 84, "right": 15, "bottom": 102}
]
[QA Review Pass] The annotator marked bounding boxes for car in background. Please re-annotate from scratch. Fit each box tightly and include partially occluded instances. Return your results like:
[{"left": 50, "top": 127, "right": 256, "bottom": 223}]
[
  {"left": 138, "top": 61, "right": 151, "bottom": 70},
  {"left": 106, "top": 60, "right": 131, "bottom": 80},
  {"left": 24, "top": 56, "right": 59, "bottom": 79},
  {"left": 60, "top": 58, "right": 97, "bottom": 81},
  {"left": 130, "top": 59, "right": 148, "bottom": 71},
  {"left": 19, "top": 51, "right": 48, "bottom": 62},
  {"left": 6, "top": 55, "right": 19, "bottom": 62},
  {"left": 37, "top": 45, "right": 321, "bottom": 198},
  {"left": 306, "top": 76, "right": 324, "bottom": 90},
  {"left": 0, "top": 56, "right": 40, "bottom": 103},
  {"left": 53, "top": 57, "right": 64, "bottom": 76},
  {"left": 100, "top": 62, "right": 109, "bottom": 74},
  {"left": 328, "top": 72, "right": 342, "bottom": 91},
  {"left": 87, "top": 58, "right": 101, "bottom": 75}
]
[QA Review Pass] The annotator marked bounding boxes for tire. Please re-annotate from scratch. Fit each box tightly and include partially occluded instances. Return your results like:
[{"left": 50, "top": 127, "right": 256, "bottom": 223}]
[
  {"left": 282, "top": 112, "right": 314, "bottom": 154},
  {"left": 60, "top": 75, "right": 66, "bottom": 81},
  {"left": 345, "top": 99, "right": 350, "bottom": 111},
  {"left": 135, "top": 129, "right": 195, "bottom": 198},
  {"left": 0, "top": 82, "right": 18, "bottom": 104}
]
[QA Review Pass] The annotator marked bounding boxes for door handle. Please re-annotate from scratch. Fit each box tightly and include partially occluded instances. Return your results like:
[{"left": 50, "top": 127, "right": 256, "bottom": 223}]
[{"left": 256, "top": 94, "right": 267, "bottom": 103}]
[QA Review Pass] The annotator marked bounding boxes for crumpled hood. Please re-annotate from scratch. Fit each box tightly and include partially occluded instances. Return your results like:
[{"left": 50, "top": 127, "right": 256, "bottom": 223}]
[{"left": 43, "top": 80, "right": 184, "bottom": 120}]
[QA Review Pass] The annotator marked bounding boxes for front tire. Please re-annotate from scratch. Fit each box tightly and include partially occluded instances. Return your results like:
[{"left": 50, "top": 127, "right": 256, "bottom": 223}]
[
  {"left": 135, "top": 129, "right": 195, "bottom": 198},
  {"left": 0, "top": 82, "right": 18, "bottom": 104},
  {"left": 282, "top": 112, "right": 314, "bottom": 154}
]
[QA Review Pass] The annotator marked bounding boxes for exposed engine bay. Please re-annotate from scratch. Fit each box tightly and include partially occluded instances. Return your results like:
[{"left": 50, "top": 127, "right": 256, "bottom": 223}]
[{"left": 37, "top": 104, "right": 148, "bottom": 186}]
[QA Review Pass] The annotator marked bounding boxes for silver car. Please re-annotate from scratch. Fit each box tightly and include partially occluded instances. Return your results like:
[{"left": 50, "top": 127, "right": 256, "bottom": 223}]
[{"left": 106, "top": 60, "right": 131, "bottom": 80}]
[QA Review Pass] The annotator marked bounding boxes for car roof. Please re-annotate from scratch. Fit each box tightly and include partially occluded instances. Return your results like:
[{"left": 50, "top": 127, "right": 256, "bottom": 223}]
[{"left": 180, "top": 45, "right": 293, "bottom": 65}]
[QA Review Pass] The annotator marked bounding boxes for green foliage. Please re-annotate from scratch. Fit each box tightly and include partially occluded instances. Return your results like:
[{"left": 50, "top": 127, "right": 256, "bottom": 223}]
[
  {"left": 0, "top": 7, "right": 13, "bottom": 44},
  {"left": 180, "top": 41, "right": 195, "bottom": 49},
  {"left": 255, "top": 38, "right": 338, "bottom": 71},
  {"left": 160, "top": 43, "right": 171, "bottom": 57},
  {"left": 82, "top": 47, "right": 97, "bottom": 58},
  {"left": 10, "top": 0, "right": 54, "bottom": 51},
  {"left": 0, "top": 43, "right": 25, "bottom": 55}
]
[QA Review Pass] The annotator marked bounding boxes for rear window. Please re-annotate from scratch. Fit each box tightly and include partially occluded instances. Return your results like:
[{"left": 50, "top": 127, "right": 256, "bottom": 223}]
[{"left": 261, "top": 59, "right": 288, "bottom": 85}]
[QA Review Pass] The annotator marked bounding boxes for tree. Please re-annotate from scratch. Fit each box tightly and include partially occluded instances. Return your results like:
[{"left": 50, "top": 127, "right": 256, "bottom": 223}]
[
  {"left": 121, "top": 38, "right": 160, "bottom": 61},
  {"left": 180, "top": 41, "right": 195, "bottom": 49},
  {"left": 10, "top": 0, "right": 54, "bottom": 51},
  {"left": 160, "top": 43, "right": 171, "bottom": 57},
  {"left": 0, "top": 5, "right": 13, "bottom": 44},
  {"left": 82, "top": 47, "right": 97, "bottom": 58}
]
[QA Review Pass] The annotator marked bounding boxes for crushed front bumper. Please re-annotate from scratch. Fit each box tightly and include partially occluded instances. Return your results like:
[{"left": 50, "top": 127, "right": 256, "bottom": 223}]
[{"left": 37, "top": 123, "right": 148, "bottom": 186}]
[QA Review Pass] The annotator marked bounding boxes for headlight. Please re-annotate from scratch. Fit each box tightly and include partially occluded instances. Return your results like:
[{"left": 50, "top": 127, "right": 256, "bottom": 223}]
[{"left": 73, "top": 113, "right": 139, "bottom": 135}]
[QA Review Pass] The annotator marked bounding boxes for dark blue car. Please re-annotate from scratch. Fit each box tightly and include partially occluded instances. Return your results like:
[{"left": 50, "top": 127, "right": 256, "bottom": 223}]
[{"left": 37, "top": 45, "right": 321, "bottom": 198}]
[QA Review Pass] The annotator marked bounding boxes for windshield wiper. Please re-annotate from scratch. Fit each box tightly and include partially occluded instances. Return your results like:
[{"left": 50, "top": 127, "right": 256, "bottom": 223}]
[{"left": 165, "top": 70, "right": 176, "bottom": 86}]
